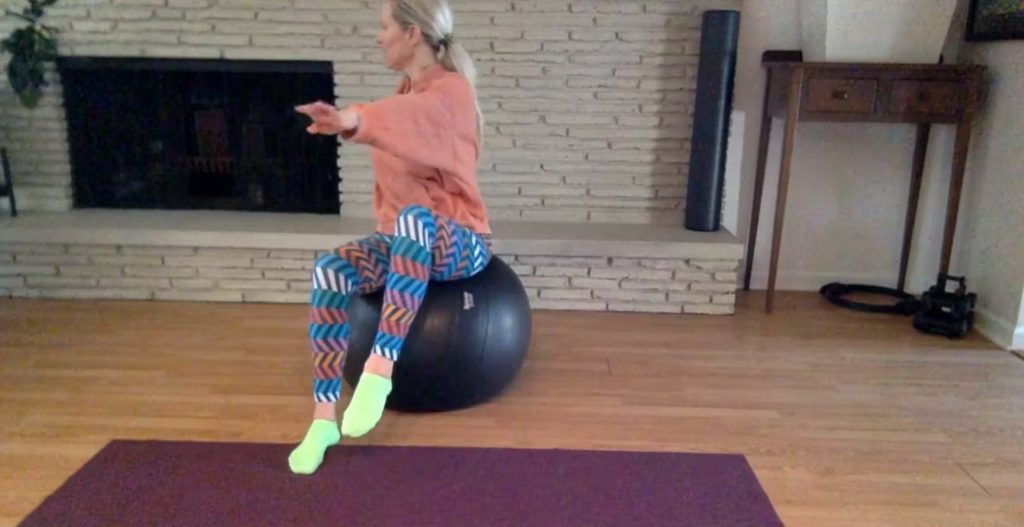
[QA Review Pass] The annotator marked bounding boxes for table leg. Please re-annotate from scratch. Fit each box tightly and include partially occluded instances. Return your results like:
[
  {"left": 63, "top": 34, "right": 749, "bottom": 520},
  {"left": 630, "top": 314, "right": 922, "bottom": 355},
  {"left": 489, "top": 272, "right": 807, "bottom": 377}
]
[
  {"left": 940, "top": 119, "right": 973, "bottom": 276},
  {"left": 898, "top": 124, "right": 930, "bottom": 292},
  {"left": 765, "top": 69, "right": 805, "bottom": 313},
  {"left": 743, "top": 70, "right": 775, "bottom": 291}
]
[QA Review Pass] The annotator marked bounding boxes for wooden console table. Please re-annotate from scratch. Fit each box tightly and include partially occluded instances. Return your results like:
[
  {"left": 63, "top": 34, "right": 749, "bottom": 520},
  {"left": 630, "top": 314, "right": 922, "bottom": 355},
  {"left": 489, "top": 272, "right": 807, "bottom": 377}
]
[{"left": 742, "top": 51, "right": 985, "bottom": 313}]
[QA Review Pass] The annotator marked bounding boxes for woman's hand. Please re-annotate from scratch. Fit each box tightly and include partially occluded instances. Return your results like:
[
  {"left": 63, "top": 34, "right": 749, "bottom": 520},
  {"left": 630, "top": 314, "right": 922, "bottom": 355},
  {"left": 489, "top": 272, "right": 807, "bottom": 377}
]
[{"left": 295, "top": 102, "right": 359, "bottom": 135}]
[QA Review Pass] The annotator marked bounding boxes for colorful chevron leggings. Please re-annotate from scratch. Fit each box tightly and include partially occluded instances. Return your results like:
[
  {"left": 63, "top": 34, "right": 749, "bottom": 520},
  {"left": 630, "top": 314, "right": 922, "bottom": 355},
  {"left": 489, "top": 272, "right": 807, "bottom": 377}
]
[{"left": 308, "top": 205, "right": 492, "bottom": 403}]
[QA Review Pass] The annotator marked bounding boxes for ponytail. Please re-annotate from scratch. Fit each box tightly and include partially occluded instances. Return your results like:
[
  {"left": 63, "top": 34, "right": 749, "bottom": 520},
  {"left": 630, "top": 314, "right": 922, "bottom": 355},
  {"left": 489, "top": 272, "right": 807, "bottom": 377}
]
[{"left": 438, "top": 40, "right": 484, "bottom": 138}]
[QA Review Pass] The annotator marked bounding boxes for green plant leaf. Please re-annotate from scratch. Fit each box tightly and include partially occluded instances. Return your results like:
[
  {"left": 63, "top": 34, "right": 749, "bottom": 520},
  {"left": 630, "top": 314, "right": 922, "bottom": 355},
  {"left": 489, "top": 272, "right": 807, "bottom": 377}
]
[
  {"left": 7, "top": 56, "right": 32, "bottom": 94},
  {"left": 27, "top": 0, "right": 46, "bottom": 20},
  {"left": 2, "top": 0, "right": 58, "bottom": 108},
  {"left": 39, "top": 37, "right": 58, "bottom": 59},
  {"left": 3, "top": 9, "right": 34, "bottom": 24},
  {"left": 20, "top": 8, "right": 40, "bottom": 23},
  {"left": 1, "top": 28, "right": 30, "bottom": 56},
  {"left": 19, "top": 88, "right": 41, "bottom": 109}
]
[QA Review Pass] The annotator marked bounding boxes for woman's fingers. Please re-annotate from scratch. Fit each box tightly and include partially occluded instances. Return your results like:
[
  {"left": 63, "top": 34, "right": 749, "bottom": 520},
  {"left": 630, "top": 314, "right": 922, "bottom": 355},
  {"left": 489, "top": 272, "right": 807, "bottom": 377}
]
[
  {"left": 297, "top": 101, "right": 343, "bottom": 135},
  {"left": 296, "top": 101, "right": 333, "bottom": 115},
  {"left": 295, "top": 101, "right": 324, "bottom": 111}
]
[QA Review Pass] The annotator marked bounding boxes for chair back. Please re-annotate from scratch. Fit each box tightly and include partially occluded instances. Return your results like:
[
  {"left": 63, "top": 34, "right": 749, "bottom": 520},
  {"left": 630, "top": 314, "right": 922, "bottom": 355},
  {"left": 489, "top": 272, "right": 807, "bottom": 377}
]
[{"left": 1, "top": 147, "right": 17, "bottom": 217}]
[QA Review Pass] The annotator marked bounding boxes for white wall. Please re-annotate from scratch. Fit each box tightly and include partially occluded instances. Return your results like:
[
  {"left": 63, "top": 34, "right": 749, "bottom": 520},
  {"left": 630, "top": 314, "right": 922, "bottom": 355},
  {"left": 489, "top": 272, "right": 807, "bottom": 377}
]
[
  {"left": 957, "top": 39, "right": 1024, "bottom": 351},
  {"left": 820, "top": 0, "right": 957, "bottom": 63},
  {"left": 1016, "top": 293, "right": 1024, "bottom": 351}
]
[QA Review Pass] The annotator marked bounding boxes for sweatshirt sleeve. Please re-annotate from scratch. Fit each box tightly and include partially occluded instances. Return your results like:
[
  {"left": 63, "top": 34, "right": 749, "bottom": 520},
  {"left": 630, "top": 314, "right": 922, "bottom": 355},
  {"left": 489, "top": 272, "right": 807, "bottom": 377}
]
[{"left": 340, "top": 77, "right": 470, "bottom": 172}]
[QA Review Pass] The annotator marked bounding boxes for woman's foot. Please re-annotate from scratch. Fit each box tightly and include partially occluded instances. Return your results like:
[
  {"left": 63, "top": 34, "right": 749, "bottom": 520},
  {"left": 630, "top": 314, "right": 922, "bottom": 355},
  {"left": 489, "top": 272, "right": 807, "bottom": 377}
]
[
  {"left": 288, "top": 403, "right": 341, "bottom": 475},
  {"left": 340, "top": 354, "right": 393, "bottom": 437},
  {"left": 288, "top": 419, "right": 341, "bottom": 474}
]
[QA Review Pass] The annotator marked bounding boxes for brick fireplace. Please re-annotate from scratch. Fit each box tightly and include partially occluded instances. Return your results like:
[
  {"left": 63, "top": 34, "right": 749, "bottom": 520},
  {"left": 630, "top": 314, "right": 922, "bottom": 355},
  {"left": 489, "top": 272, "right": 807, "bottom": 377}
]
[
  {"left": 0, "top": 0, "right": 745, "bottom": 315},
  {"left": 59, "top": 56, "right": 340, "bottom": 214},
  {"left": 1, "top": 0, "right": 742, "bottom": 221}
]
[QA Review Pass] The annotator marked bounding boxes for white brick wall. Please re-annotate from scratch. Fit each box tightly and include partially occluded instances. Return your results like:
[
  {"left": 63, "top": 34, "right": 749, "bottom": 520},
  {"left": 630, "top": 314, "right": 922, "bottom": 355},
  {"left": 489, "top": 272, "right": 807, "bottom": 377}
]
[
  {"left": 0, "top": 0, "right": 740, "bottom": 223},
  {"left": 0, "top": 242, "right": 739, "bottom": 314}
]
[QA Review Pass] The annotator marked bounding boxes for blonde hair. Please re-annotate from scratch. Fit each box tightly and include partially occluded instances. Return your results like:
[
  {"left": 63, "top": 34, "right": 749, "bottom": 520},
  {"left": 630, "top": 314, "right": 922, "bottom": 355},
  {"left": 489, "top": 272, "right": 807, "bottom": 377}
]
[{"left": 390, "top": 0, "right": 484, "bottom": 136}]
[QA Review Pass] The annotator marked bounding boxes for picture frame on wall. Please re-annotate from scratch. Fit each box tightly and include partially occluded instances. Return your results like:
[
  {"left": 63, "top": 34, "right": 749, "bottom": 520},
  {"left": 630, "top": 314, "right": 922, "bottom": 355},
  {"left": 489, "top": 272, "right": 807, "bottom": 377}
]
[{"left": 965, "top": 0, "right": 1024, "bottom": 41}]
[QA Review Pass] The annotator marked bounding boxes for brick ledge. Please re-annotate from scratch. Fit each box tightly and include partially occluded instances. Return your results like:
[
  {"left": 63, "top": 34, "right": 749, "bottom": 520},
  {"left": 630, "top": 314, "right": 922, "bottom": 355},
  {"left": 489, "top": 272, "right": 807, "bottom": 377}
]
[
  {"left": 0, "top": 210, "right": 741, "bottom": 315},
  {"left": 0, "top": 210, "right": 744, "bottom": 261}
]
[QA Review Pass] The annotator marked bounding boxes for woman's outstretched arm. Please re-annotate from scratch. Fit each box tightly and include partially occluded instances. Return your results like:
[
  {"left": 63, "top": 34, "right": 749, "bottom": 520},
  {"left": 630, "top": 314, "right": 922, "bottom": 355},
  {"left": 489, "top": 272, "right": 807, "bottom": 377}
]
[{"left": 297, "top": 75, "right": 474, "bottom": 172}]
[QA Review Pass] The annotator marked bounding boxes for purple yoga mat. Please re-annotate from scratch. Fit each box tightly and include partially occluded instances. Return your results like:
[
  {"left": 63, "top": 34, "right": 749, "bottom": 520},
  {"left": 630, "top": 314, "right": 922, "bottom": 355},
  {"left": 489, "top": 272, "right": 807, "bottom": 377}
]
[{"left": 17, "top": 440, "right": 785, "bottom": 527}]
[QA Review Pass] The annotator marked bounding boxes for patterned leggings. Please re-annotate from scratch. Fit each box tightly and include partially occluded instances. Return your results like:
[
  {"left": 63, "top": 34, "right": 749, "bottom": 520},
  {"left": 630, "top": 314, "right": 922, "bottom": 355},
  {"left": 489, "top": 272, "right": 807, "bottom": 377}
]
[{"left": 308, "top": 205, "right": 492, "bottom": 403}]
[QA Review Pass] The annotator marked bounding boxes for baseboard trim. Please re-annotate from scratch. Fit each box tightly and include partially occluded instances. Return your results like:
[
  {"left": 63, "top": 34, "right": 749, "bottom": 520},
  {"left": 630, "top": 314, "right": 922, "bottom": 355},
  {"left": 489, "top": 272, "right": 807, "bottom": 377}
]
[
  {"left": 744, "top": 271, "right": 906, "bottom": 293},
  {"left": 973, "top": 306, "right": 1020, "bottom": 351}
]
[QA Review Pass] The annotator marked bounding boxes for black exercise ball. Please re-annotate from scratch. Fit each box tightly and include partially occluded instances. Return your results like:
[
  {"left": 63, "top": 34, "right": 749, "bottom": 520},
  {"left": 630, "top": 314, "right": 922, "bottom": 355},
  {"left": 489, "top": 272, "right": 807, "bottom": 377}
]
[{"left": 342, "top": 256, "right": 531, "bottom": 413}]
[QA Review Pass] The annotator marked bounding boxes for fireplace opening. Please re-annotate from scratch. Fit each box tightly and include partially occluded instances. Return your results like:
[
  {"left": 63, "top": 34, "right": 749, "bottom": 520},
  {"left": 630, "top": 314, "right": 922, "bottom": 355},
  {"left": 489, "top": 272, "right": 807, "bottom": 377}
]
[{"left": 58, "top": 57, "right": 340, "bottom": 214}]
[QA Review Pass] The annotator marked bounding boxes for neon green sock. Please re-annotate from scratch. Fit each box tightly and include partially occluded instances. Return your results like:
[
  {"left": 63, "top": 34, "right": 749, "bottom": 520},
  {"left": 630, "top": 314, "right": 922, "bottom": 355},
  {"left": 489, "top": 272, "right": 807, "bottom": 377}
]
[
  {"left": 341, "top": 373, "right": 392, "bottom": 438},
  {"left": 288, "top": 419, "right": 341, "bottom": 475}
]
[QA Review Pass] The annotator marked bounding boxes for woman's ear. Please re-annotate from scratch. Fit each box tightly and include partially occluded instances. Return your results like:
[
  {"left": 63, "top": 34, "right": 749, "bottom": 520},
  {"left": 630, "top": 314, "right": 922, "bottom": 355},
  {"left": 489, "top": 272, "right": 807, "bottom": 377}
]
[{"left": 405, "top": 24, "right": 423, "bottom": 45}]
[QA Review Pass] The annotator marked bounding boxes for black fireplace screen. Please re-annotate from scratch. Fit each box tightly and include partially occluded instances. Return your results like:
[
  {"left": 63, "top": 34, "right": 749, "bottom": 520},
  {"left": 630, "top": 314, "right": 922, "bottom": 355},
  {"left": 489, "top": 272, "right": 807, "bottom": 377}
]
[{"left": 58, "top": 57, "right": 340, "bottom": 214}]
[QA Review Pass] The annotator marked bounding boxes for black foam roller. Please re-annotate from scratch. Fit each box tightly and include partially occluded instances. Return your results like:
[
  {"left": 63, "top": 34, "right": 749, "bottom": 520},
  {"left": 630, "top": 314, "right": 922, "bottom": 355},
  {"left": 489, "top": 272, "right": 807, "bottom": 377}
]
[{"left": 685, "top": 10, "right": 740, "bottom": 232}]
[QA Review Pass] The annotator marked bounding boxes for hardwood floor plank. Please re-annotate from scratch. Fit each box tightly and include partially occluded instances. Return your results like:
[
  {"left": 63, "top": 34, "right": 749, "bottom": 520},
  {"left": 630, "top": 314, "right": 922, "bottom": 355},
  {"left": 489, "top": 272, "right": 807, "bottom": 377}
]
[{"left": 1, "top": 292, "right": 1022, "bottom": 527}]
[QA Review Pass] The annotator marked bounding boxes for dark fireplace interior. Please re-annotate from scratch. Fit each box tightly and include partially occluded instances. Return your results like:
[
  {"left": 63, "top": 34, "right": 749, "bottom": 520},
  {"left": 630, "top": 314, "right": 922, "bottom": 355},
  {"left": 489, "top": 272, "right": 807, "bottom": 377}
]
[{"left": 58, "top": 57, "right": 340, "bottom": 214}]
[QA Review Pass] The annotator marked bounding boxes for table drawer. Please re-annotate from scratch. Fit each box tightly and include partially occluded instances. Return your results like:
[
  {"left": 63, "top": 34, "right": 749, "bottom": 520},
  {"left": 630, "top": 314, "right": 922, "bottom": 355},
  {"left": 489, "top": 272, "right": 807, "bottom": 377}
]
[
  {"left": 804, "top": 78, "right": 878, "bottom": 114},
  {"left": 888, "top": 80, "right": 960, "bottom": 116}
]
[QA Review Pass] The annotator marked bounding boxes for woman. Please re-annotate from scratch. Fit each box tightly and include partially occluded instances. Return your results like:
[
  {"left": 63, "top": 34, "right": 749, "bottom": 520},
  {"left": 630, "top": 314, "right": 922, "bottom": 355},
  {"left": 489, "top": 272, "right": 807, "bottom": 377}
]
[{"left": 289, "top": 0, "right": 490, "bottom": 475}]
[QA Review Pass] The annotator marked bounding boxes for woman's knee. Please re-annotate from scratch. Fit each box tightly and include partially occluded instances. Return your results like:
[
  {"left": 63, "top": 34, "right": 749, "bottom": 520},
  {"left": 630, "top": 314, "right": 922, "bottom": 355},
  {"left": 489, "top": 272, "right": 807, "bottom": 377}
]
[
  {"left": 395, "top": 204, "right": 434, "bottom": 229},
  {"left": 312, "top": 251, "right": 357, "bottom": 292},
  {"left": 314, "top": 252, "right": 336, "bottom": 269},
  {"left": 394, "top": 205, "right": 439, "bottom": 243},
  {"left": 397, "top": 204, "right": 431, "bottom": 219}
]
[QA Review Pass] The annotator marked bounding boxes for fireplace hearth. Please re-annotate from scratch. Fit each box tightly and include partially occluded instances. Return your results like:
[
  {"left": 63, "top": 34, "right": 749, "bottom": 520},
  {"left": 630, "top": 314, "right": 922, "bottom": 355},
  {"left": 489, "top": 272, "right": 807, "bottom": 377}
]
[{"left": 58, "top": 57, "right": 340, "bottom": 214}]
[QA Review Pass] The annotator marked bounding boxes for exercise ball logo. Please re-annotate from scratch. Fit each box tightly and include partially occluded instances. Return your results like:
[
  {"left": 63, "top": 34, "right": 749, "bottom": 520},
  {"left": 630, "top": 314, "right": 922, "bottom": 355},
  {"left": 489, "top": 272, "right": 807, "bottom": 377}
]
[{"left": 463, "top": 291, "right": 475, "bottom": 310}]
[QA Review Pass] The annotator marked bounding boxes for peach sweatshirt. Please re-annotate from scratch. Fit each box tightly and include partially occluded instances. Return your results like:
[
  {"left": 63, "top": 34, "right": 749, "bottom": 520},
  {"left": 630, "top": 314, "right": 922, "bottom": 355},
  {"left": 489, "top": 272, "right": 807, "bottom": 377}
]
[{"left": 341, "top": 64, "right": 491, "bottom": 235}]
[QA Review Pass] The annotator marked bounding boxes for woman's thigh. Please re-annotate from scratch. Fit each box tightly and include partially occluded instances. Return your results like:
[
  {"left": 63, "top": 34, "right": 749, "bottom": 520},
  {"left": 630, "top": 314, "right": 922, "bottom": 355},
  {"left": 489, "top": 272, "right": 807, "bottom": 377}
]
[
  {"left": 428, "top": 215, "right": 491, "bottom": 282},
  {"left": 314, "top": 232, "right": 392, "bottom": 295}
]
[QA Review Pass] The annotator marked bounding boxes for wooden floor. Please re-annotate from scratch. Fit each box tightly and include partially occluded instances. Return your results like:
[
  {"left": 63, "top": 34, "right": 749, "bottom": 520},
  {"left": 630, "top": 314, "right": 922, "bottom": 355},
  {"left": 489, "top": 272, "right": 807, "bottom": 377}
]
[{"left": 1, "top": 292, "right": 1022, "bottom": 526}]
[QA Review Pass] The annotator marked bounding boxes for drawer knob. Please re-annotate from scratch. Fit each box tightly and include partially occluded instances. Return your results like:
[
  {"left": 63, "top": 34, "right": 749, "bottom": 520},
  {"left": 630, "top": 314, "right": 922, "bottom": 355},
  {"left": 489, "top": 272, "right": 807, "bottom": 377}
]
[{"left": 832, "top": 90, "right": 850, "bottom": 100}]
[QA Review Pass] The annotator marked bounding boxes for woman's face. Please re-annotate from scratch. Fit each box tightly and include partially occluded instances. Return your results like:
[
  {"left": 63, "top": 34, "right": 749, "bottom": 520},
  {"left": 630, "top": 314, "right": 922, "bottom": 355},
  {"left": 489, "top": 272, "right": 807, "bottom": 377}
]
[{"left": 376, "top": 2, "right": 418, "bottom": 71}]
